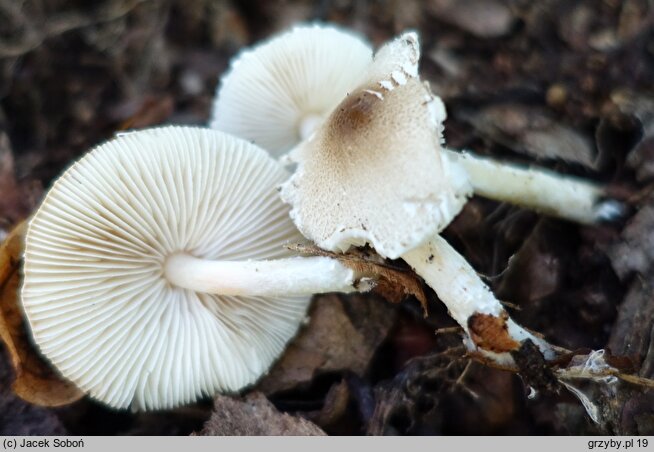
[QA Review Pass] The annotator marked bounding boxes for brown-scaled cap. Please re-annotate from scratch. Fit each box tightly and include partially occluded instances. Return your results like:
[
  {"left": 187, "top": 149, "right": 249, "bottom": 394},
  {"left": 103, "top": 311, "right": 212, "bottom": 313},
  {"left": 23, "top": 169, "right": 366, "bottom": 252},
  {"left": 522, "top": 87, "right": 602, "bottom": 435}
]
[{"left": 280, "top": 32, "right": 470, "bottom": 259}]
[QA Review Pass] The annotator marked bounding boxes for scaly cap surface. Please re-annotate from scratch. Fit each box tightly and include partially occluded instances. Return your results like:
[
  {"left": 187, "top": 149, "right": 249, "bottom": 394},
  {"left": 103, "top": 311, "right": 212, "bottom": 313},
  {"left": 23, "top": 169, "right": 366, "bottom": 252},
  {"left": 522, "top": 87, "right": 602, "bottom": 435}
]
[{"left": 280, "top": 33, "right": 470, "bottom": 259}]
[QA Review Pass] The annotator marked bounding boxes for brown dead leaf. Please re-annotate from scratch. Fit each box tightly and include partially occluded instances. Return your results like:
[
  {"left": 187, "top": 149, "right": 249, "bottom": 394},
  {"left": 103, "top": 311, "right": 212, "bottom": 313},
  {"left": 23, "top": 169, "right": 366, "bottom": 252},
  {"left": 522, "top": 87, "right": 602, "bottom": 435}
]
[
  {"left": 608, "top": 276, "right": 654, "bottom": 369},
  {"left": 608, "top": 195, "right": 654, "bottom": 280},
  {"left": 197, "top": 392, "right": 325, "bottom": 436},
  {"left": 495, "top": 220, "right": 563, "bottom": 303},
  {"left": 257, "top": 293, "right": 397, "bottom": 395},
  {"left": 288, "top": 243, "right": 429, "bottom": 315},
  {"left": 465, "top": 103, "right": 600, "bottom": 169},
  {"left": 0, "top": 221, "right": 83, "bottom": 407},
  {"left": 0, "top": 348, "right": 66, "bottom": 435}
]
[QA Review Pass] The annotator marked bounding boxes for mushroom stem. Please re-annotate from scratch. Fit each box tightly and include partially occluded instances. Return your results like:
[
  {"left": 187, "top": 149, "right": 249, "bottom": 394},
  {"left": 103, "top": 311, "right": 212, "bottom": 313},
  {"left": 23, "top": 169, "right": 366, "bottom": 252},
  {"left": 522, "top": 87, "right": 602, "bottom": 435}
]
[
  {"left": 299, "top": 113, "right": 323, "bottom": 141},
  {"left": 444, "top": 149, "right": 623, "bottom": 224},
  {"left": 402, "top": 236, "right": 556, "bottom": 360},
  {"left": 164, "top": 253, "right": 359, "bottom": 297}
]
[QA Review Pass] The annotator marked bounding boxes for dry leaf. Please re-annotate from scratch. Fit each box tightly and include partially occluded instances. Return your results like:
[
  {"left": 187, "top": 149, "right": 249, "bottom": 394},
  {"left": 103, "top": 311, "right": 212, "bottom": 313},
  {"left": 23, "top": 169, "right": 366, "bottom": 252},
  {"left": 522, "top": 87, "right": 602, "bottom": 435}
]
[
  {"left": 257, "top": 293, "right": 397, "bottom": 395},
  {"left": 609, "top": 195, "right": 654, "bottom": 280},
  {"left": 0, "top": 221, "right": 84, "bottom": 407},
  {"left": 465, "top": 103, "right": 600, "bottom": 169},
  {"left": 608, "top": 277, "right": 654, "bottom": 370},
  {"left": 197, "top": 392, "right": 325, "bottom": 436},
  {"left": 0, "top": 350, "right": 66, "bottom": 435},
  {"left": 496, "top": 220, "right": 563, "bottom": 303},
  {"left": 289, "top": 243, "right": 429, "bottom": 315}
]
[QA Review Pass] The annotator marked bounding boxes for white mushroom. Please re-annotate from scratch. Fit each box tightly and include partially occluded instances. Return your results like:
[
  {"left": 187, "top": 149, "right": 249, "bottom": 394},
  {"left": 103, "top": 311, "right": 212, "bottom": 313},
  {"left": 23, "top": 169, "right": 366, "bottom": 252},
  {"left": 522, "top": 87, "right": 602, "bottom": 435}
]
[
  {"left": 210, "top": 24, "right": 620, "bottom": 225},
  {"left": 21, "top": 126, "right": 369, "bottom": 410},
  {"left": 210, "top": 24, "right": 373, "bottom": 157},
  {"left": 280, "top": 33, "right": 556, "bottom": 363}
]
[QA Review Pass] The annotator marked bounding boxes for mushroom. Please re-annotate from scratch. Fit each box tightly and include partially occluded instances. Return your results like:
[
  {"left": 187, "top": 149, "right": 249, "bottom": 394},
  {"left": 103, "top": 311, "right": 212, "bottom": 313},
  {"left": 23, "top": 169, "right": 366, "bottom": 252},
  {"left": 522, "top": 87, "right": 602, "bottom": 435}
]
[
  {"left": 21, "top": 126, "right": 373, "bottom": 410},
  {"left": 279, "top": 32, "right": 556, "bottom": 363},
  {"left": 210, "top": 24, "right": 373, "bottom": 157},
  {"left": 210, "top": 24, "right": 621, "bottom": 225}
]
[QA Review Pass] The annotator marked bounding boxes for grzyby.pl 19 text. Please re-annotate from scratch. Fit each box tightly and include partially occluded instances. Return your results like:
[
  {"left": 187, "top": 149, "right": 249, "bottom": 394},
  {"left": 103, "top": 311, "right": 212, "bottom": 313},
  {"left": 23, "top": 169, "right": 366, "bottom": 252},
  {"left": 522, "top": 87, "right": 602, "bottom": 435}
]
[{"left": 588, "top": 439, "right": 649, "bottom": 450}]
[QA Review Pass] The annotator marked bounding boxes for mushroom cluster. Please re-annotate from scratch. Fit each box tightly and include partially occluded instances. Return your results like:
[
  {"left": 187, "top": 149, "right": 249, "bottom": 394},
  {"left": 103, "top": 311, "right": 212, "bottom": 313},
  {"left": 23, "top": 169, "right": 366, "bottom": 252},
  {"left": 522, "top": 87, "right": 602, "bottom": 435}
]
[
  {"left": 210, "top": 24, "right": 623, "bottom": 363},
  {"left": 212, "top": 24, "right": 621, "bottom": 225},
  {"left": 19, "top": 23, "right": 623, "bottom": 411}
]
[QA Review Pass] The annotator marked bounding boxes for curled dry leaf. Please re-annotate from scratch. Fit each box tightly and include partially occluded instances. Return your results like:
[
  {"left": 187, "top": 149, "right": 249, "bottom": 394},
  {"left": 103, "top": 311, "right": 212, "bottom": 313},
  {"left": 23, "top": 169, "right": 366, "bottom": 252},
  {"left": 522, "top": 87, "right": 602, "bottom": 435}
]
[
  {"left": 0, "top": 342, "right": 66, "bottom": 435},
  {"left": 0, "top": 221, "right": 84, "bottom": 407},
  {"left": 288, "top": 243, "right": 429, "bottom": 315},
  {"left": 197, "top": 392, "right": 325, "bottom": 436}
]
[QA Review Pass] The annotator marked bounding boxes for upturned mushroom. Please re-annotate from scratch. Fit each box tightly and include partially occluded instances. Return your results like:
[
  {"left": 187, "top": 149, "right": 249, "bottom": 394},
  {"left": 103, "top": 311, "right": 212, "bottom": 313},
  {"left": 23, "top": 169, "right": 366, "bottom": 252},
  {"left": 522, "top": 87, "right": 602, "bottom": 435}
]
[
  {"left": 279, "top": 32, "right": 556, "bottom": 363},
  {"left": 22, "top": 126, "right": 378, "bottom": 410},
  {"left": 210, "top": 24, "right": 621, "bottom": 225}
]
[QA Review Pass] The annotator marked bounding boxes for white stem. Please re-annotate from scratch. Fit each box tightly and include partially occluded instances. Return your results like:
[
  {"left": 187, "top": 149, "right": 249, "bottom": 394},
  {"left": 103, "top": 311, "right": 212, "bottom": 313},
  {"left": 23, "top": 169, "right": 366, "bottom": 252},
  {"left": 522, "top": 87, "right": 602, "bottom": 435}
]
[
  {"left": 165, "top": 253, "right": 358, "bottom": 297},
  {"left": 299, "top": 113, "right": 324, "bottom": 141},
  {"left": 444, "top": 148, "right": 622, "bottom": 224},
  {"left": 402, "top": 236, "right": 555, "bottom": 360}
]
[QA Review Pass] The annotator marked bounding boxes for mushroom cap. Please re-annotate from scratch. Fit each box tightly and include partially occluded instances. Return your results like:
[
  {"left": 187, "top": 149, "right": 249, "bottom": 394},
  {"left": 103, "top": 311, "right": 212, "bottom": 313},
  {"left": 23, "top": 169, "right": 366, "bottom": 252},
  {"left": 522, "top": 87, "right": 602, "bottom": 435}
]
[
  {"left": 22, "top": 126, "right": 310, "bottom": 410},
  {"left": 210, "top": 24, "right": 373, "bottom": 157},
  {"left": 280, "top": 32, "right": 471, "bottom": 259}
]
